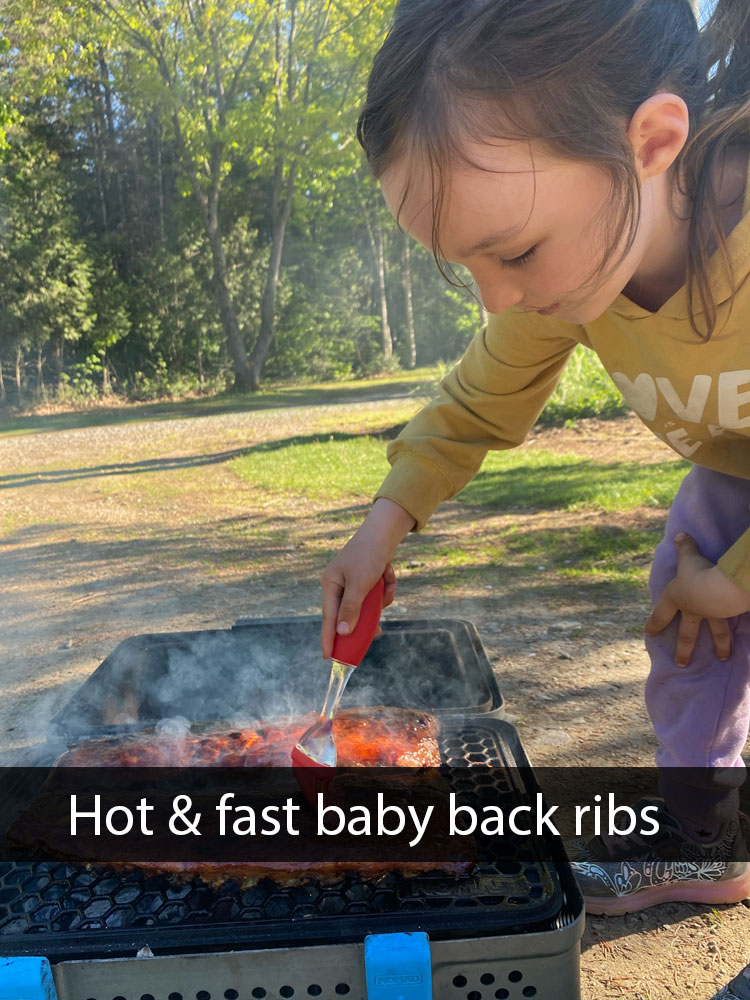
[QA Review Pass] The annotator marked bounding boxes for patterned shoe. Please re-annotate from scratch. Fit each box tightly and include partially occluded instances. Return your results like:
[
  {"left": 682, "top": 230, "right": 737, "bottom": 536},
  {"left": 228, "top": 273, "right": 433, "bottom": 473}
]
[
  {"left": 566, "top": 800, "right": 750, "bottom": 915},
  {"left": 708, "top": 962, "right": 750, "bottom": 999}
]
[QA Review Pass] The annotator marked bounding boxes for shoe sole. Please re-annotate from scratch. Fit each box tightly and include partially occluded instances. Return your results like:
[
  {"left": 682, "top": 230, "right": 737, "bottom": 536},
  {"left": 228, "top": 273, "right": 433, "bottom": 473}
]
[{"left": 584, "top": 867, "right": 750, "bottom": 916}]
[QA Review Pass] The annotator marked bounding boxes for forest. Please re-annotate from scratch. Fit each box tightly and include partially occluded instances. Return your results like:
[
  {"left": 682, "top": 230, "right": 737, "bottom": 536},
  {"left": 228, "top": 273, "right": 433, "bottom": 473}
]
[{"left": 0, "top": 0, "right": 486, "bottom": 407}]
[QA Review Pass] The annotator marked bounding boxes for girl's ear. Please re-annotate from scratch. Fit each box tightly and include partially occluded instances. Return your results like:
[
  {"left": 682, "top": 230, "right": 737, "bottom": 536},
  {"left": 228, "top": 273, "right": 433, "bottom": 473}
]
[{"left": 627, "top": 93, "right": 690, "bottom": 180}]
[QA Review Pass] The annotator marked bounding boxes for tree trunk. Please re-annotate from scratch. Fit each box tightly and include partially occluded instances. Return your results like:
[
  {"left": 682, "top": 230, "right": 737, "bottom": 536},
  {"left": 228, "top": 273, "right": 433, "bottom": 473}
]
[
  {"left": 154, "top": 116, "right": 165, "bottom": 246},
  {"left": 362, "top": 201, "right": 393, "bottom": 366},
  {"left": 102, "top": 350, "right": 111, "bottom": 394},
  {"left": 90, "top": 74, "right": 109, "bottom": 234},
  {"left": 99, "top": 55, "right": 126, "bottom": 237},
  {"left": 402, "top": 235, "right": 416, "bottom": 368},
  {"left": 0, "top": 356, "right": 6, "bottom": 404},
  {"left": 36, "top": 345, "right": 46, "bottom": 400},
  {"left": 249, "top": 160, "right": 296, "bottom": 385},
  {"left": 206, "top": 208, "right": 255, "bottom": 392},
  {"left": 175, "top": 104, "right": 254, "bottom": 393},
  {"left": 52, "top": 338, "right": 64, "bottom": 390},
  {"left": 374, "top": 222, "right": 392, "bottom": 363},
  {"left": 15, "top": 345, "right": 22, "bottom": 399},
  {"left": 46, "top": 337, "right": 64, "bottom": 391}
]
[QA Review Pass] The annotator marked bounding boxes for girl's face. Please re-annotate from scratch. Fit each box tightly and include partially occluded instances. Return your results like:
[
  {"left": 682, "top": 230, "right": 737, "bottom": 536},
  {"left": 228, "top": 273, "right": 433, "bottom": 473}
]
[{"left": 381, "top": 139, "right": 662, "bottom": 324}]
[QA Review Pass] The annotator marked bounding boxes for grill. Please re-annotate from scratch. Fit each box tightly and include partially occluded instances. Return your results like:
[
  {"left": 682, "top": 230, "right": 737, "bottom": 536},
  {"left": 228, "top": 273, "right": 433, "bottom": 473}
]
[
  {"left": 48, "top": 619, "right": 502, "bottom": 739},
  {"left": 1, "top": 619, "right": 584, "bottom": 1000}
]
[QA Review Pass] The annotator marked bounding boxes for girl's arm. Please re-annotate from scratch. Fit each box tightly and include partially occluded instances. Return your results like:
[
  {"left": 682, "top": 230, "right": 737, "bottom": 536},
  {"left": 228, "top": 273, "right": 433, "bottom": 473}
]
[{"left": 320, "top": 309, "right": 584, "bottom": 655}]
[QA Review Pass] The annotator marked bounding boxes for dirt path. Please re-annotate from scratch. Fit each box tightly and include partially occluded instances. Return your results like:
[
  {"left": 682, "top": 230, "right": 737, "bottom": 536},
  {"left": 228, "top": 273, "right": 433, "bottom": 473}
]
[{"left": 1, "top": 404, "right": 748, "bottom": 998}]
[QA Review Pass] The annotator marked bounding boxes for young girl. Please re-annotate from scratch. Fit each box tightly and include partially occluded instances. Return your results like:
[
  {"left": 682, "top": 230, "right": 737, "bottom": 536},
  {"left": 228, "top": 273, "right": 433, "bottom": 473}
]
[{"left": 320, "top": 0, "right": 750, "bottom": 914}]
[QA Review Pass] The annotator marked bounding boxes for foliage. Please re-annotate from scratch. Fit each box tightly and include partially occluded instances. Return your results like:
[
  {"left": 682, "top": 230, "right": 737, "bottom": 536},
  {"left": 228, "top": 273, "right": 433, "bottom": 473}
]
[
  {"left": 539, "top": 345, "right": 629, "bottom": 426},
  {"left": 0, "top": 36, "right": 16, "bottom": 150},
  {"left": 2, "top": 0, "right": 479, "bottom": 405},
  {"left": 0, "top": 128, "right": 94, "bottom": 397},
  {"left": 0, "top": 2, "right": 635, "bottom": 421}
]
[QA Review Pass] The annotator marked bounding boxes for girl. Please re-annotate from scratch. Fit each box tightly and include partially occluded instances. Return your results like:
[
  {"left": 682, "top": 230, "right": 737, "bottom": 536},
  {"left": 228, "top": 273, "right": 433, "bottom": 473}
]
[{"left": 320, "top": 0, "right": 750, "bottom": 914}]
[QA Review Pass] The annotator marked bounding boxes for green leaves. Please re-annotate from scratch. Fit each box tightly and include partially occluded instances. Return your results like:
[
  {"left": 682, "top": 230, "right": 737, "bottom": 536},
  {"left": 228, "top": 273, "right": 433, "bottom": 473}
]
[
  {"left": 0, "top": 132, "right": 94, "bottom": 359},
  {"left": 0, "top": 0, "right": 519, "bottom": 402}
]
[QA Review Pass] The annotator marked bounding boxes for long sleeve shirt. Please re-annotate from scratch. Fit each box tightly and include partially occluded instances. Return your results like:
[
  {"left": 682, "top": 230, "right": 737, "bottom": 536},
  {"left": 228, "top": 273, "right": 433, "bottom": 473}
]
[{"left": 376, "top": 182, "right": 750, "bottom": 591}]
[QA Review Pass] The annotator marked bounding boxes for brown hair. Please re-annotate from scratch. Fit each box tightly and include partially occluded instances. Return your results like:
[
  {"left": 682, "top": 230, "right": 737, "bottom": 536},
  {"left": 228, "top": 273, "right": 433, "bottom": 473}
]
[{"left": 357, "top": 0, "right": 750, "bottom": 337}]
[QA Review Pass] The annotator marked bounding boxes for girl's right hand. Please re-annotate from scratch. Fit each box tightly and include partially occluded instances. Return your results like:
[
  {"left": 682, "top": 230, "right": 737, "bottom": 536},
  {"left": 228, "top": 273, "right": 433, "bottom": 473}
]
[
  {"left": 320, "top": 498, "right": 416, "bottom": 658},
  {"left": 320, "top": 557, "right": 396, "bottom": 659}
]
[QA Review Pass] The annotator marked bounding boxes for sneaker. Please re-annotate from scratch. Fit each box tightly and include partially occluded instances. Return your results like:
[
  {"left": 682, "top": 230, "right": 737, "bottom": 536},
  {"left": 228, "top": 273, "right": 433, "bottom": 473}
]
[
  {"left": 566, "top": 800, "right": 750, "bottom": 915},
  {"left": 708, "top": 962, "right": 750, "bottom": 999}
]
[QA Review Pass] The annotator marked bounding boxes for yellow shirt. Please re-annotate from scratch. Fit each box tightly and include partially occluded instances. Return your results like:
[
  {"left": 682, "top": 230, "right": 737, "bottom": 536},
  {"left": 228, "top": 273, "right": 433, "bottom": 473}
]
[{"left": 376, "top": 194, "right": 750, "bottom": 591}]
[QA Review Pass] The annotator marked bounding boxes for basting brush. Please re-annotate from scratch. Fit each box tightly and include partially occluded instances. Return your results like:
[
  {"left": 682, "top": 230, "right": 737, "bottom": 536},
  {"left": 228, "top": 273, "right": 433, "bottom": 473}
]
[{"left": 292, "top": 578, "right": 385, "bottom": 805}]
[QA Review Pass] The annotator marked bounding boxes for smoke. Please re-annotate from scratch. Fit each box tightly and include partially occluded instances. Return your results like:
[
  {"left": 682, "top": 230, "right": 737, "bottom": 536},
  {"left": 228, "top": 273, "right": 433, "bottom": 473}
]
[{"left": 43, "top": 619, "right": 492, "bottom": 750}]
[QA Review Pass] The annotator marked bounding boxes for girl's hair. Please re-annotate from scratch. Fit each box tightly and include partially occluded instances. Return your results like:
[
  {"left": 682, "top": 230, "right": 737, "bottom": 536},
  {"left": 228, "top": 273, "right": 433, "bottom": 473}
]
[{"left": 357, "top": 0, "right": 750, "bottom": 338}]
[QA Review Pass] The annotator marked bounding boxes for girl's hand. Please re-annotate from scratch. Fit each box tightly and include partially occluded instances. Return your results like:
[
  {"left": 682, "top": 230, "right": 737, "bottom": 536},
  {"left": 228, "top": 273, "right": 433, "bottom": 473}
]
[
  {"left": 320, "top": 555, "right": 396, "bottom": 658},
  {"left": 320, "top": 498, "right": 415, "bottom": 658},
  {"left": 645, "top": 533, "right": 750, "bottom": 667}
]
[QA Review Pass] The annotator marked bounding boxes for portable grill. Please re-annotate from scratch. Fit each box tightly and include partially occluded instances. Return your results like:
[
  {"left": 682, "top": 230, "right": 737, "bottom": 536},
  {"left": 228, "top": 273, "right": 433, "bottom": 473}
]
[{"left": 1, "top": 619, "right": 584, "bottom": 1000}]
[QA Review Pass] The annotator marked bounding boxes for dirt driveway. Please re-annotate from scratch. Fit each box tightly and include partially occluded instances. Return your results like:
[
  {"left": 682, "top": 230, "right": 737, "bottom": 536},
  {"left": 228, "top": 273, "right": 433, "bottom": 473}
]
[{"left": 0, "top": 401, "right": 748, "bottom": 998}]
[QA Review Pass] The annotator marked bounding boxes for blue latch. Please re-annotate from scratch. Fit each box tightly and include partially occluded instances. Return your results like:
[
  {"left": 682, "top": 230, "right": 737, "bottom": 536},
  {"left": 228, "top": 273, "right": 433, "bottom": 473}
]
[
  {"left": 0, "top": 958, "right": 58, "bottom": 1000},
  {"left": 364, "top": 932, "right": 432, "bottom": 1000}
]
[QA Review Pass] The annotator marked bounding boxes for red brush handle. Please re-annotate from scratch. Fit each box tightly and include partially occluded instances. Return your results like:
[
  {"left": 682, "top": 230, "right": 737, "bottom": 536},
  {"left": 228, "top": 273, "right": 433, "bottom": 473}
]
[{"left": 331, "top": 577, "right": 385, "bottom": 667}]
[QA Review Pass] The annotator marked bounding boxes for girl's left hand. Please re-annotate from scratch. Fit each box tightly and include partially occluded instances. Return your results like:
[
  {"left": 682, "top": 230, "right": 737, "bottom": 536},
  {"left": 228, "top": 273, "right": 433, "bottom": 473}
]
[{"left": 645, "top": 533, "right": 750, "bottom": 667}]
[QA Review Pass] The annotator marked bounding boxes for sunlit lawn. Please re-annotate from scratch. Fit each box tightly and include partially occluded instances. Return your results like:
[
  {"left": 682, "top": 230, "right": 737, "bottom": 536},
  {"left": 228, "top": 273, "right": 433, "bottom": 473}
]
[
  {"left": 230, "top": 435, "right": 684, "bottom": 589},
  {"left": 231, "top": 437, "right": 686, "bottom": 512}
]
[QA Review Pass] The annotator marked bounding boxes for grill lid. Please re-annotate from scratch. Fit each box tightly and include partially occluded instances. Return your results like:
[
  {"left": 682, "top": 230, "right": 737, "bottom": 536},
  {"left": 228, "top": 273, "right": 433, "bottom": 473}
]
[{"left": 49, "top": 619, "right": 501, "bottom": 741}]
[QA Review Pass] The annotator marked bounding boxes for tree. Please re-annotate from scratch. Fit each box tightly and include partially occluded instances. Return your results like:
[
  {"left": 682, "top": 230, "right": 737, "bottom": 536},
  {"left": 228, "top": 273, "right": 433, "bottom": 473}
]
[
  {"left": 0, "top": 130, "right": 94, "bottom": 399},
  {"left": 91, "top": 0, "right": 389, "bottom": 390},
  {"left": 0, "top": 0, "right": 486, "bottom": 403},
  {"left": 0, "top": 36, "right": 15, "bottom": 150},
  {"left": 401, "top": 233, "right": 416, "bottom": 369},
  {"left": 91, "top": 0, "right": 269, "bottom": 390}
]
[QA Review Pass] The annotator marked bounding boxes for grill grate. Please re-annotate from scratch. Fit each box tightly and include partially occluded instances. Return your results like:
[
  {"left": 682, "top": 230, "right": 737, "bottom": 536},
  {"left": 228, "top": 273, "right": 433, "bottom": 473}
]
[{"left": 0, "top": 719, "right": 576, "bottom": 963}]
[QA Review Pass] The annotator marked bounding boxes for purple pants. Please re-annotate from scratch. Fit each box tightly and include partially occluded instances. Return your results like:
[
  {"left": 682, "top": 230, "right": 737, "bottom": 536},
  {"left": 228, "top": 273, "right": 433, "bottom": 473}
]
[{"left": 645, "top": 464, "right": 750, "bottom": 829}]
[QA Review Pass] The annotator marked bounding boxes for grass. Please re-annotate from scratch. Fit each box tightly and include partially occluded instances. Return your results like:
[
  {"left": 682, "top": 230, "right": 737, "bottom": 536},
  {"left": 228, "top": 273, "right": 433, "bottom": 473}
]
[
  {"left": 460, "top": 450, "right": 687, "bottom": 511},
  {"left": 501, "top": 524, "right": 658, "bottom": 585},
  {"left": 229, "top": 431, "right": 682, "bottom": 588},
  {"left": 231, "top": 436, "right": 686, "bottom": 513},
  {"left": 231, "top": 435, "right": 391, "bottom": 501},
  {"left": 4, "top": 363, "right": 674, "bottom": 590},
  {"left": 395, "top": 525, "right": 659, "bottom": 593}
]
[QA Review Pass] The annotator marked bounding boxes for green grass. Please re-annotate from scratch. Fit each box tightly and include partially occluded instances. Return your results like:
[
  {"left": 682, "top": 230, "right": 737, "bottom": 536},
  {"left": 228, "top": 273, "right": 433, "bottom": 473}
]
[
  {"left": 229, "top": 431, "right": 680, "bottom": 589},
  {"left": 501, "top": 524, "right": 658, "bottom": 585},
  {"left": 232, "top": 434, "right": 686, "bottom": 513},
  {"left": 231, "top": 435, "right": 391, "bottom": 500},
  {"left": 4, "top": 361, "right": 672, "bottom": 592},
  {"left": 460, "top": 450, "right": 687, "bottom": 511},
  {"left": 400, "top": 522, "right": 659, "bottom": 591}
]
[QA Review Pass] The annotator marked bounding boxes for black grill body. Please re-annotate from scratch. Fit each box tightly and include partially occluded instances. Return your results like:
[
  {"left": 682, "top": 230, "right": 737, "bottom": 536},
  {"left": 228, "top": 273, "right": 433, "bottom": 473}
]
[{"left": 1, "top": 620, "right": 582, "bottom": 973}]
